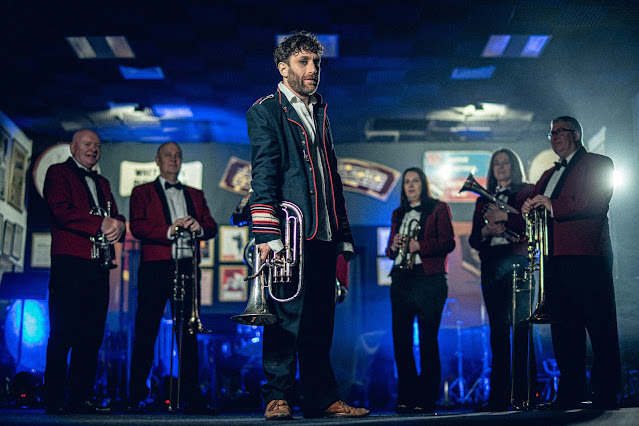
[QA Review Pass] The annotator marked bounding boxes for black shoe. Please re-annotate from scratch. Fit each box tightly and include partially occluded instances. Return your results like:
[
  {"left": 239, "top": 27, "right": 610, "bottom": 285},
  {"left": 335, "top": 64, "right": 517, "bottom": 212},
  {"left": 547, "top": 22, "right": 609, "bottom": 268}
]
[
  {"left": 411, "top": 405, "right": 435, "bottom": 415},
  {"left": 537, "top": 399, "right": 580, "bottom": 411},
  {"left": 581, "top": 399, "right": 619, "bottom": 410},
  {"left": 125, "top": 400, "right": 146, "bottom": 414},
  {"left": 395, "top": 404, "right": 411, "bottom": 414},
  {"left": 69, "top": 399, "right": 111, "bottom": 414}
]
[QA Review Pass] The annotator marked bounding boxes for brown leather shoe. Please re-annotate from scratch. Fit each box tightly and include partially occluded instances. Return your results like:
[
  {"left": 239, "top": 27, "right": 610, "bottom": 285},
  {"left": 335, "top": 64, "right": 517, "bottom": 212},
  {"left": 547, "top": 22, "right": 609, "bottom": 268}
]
[
  {"left": 324, "top": 400, "right": 370, "bottom": 418},
  {"left": 265, "top": 399, "right": 293, "bottom": 420}
]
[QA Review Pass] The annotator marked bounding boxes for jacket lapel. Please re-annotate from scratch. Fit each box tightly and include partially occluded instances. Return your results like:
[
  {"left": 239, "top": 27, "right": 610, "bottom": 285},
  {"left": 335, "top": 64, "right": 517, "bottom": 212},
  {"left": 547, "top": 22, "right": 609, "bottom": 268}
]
[{"left": 153, "top": 178, "right": 173, "bottom": 225}]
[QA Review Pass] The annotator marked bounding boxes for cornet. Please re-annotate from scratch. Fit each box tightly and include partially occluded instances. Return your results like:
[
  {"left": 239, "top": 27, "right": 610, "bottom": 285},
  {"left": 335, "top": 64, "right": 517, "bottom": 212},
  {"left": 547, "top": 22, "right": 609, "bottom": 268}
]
[
  {"left": 232, "top": 201, "right": 304, "bottom": 326},
  {"left": 168, "top": 226, "right": 211, "bottom": 412},
  {"left": 459, "top": 173, "right": 523, "bottom": 243},
  {"left": 396, "top": 218, "right": 421, "bottom": 270},
  {"left": 89, "top": 201, "right": 116, "bottom": 269}
]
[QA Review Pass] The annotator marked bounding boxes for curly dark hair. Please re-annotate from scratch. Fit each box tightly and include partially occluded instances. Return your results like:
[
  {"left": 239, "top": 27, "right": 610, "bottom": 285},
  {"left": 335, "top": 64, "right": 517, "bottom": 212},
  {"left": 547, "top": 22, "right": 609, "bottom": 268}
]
[
  {"left": 273, "top": 31, "right": 324, "bottom": 67},
  {"left": 399, "top": 167, "right": 433, "bottom": 211}
]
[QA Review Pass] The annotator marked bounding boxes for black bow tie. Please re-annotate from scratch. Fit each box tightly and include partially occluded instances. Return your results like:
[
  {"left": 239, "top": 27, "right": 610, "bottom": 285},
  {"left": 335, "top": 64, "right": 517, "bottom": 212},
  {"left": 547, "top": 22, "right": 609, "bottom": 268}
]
[
  {"left": 79, "top": 168, "right": 99, "bottom": 180},
  {"left": 408, "top": 205, "right": 422, "bottom": 213},
  {"left": 164, "top": 181, "right": 183, "bottom": 190},
  {"left": 554, "top": 159, "right": 568, "bottom": 171}
]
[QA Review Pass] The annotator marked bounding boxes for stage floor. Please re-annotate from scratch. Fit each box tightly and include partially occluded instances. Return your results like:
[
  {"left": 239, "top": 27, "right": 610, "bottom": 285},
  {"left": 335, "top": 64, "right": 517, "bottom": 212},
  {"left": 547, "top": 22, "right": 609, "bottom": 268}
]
[{"left": 0, "top": 407, "right": 636, "bottom": 425}]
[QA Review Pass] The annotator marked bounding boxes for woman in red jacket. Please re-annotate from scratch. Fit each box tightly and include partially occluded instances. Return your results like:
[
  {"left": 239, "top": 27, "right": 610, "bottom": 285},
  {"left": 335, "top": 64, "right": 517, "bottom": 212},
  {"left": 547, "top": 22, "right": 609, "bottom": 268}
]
[{"left": 386, "top": 167, "right": 455, "bottom": 414}]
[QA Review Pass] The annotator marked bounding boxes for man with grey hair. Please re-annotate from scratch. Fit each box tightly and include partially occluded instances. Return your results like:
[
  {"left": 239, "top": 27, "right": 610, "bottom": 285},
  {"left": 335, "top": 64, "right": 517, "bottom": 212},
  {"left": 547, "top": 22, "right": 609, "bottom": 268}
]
[{"left": 522, "top": 116, "right": 621, "bottom": 409}]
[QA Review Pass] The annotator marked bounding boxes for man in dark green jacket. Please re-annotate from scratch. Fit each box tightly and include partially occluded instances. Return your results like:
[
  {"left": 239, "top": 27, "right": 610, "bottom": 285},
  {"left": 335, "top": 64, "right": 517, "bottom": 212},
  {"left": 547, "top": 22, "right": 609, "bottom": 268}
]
[{"left": 246, "top": 31, "right": 368, "bottom": 420}]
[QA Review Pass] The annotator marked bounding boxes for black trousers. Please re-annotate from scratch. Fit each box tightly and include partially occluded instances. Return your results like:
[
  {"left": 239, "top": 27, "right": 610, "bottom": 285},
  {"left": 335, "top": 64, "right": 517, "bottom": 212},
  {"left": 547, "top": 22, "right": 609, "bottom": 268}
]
[
  {"left": 548, "top": 255, "right": 621, "bottom": 405},
  {"left": 128, "top": 259, "right": 204, "bottom": 407},
  {"left": 480, "top": 250, "right": 535, "bottom": 406},
  {"left": 261, "top": 239, "right": 339, "bottom": 416},
  {"left": 390, "top": 268, "right": 448, "bottom": 408},
  {"left": 44, "top": 255, "right": 110, "bottom": 408}
]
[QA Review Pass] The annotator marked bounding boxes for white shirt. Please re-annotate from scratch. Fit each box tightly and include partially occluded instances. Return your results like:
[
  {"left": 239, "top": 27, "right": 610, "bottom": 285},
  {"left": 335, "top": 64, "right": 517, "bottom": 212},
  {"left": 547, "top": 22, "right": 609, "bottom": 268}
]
[
  {"left": 72, "top": 157, "right": 99, "bottom": 208},
  {"left": 159, "top": 176, "right": 193, "bottom": 259},
  {"left": 542, "top": 149, "right": 578, "bottom": 218}
]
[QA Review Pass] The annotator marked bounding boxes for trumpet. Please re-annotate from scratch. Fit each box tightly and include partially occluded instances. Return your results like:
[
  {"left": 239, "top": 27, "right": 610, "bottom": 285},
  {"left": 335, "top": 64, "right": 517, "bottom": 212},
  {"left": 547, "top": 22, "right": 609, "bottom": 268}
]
[
  {"left": 459, "top": 173, "right": 523, "bottom": 243},
  {"left": 232, "top": 201, "right": 304, "bottom": 326},
  {"left": 168, "top": 226, "right": 211, "bottom": 412},
  {"left": 396, "top": 218, "right": 421, "bottom": 270},
  {"left": 89, "top": 201, "right": 116, "bottom": 269}
]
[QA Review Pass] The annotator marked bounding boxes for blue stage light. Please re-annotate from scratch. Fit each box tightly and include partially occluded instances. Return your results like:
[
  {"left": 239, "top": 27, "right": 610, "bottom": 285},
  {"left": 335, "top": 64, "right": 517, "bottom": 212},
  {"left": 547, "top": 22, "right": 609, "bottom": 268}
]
[{"left": 4, "top": 300, "right": 50, "bottom": 371}]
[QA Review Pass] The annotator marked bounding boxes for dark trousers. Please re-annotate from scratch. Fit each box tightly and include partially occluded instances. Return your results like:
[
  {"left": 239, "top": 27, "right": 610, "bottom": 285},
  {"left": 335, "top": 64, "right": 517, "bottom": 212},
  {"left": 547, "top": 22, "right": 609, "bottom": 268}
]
[
  {"left": 261, "top": 239, "right": 339, "bottom": 415},
  {"left": 128, "top": 259, "right": 203, "bottom": 407},
  {"left": 390, "top": 268, "right": 448, "bottom": 408},
  {"left": 548, "top": 255, "right": 621, "bottom": 405},
  {"left": 480, "top": 250, "right": 535, "bottom": 406},
  {"left": 44, "top": 255, "right": 110, "bottom": 408}
]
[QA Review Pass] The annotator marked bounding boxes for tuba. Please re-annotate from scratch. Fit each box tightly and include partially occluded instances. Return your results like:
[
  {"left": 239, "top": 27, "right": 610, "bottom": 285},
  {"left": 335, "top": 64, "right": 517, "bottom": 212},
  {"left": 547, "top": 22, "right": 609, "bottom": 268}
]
[
  {"left": 459, "top": 173, "right": 523, "bottom": 242},
  {"left": 396, "top": 218, "right": 421, "bottom": 270},
  {"left": 89, "top": 201, "right": 116, "bottom": 269},
  {"left": 167, "top": 227, "right": 211, "bottom": 412},
  {"left": 232, "top": 201, "right": 304, "bottom": 326}
]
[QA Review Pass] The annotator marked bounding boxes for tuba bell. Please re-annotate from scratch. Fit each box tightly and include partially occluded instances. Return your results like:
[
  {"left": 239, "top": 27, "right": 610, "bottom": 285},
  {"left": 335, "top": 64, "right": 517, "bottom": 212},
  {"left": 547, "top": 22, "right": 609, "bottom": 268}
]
[{"left": 232, "top": 201, "right": 304, "bottom": 326}]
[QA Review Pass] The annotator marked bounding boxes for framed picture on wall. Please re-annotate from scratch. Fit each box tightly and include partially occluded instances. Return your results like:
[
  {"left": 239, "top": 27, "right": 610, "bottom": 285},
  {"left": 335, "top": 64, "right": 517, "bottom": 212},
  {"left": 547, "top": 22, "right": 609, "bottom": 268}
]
[
  {"left": 0, "top": 127, "right": 12, "bottom": 200},
  {"left": 218, "top": 226, "right": 249, "bottom": 263},
  {"left": 200, "top": 269, "right": 214, "bottom": 306},
  {"left": 7, "top": 141, "right": 28, "bottom": 212},
  {"left": 218, "top": 265, "right": 248, "bottom": 302},
  {"left": 0, "top": 214, "right": 4, "bottom": 255},
  {"left": 3, "top": 221, "right": 14, "bottom": 256},
  {"left": 11, "top": 224, "right": 24, "bottom": 260},
  {"left": 31, "top": 232, "right": 52, "bottom": 268},
  {"left": 199, "top": 238, "right": 215, "bottom": 267}
]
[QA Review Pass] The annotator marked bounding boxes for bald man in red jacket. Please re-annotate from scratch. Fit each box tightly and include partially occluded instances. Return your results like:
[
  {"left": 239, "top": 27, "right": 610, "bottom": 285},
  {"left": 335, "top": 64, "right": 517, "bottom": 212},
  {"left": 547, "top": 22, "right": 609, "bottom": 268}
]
[{"left": 44, "top": 129, "right": 126, "bottom": 414}]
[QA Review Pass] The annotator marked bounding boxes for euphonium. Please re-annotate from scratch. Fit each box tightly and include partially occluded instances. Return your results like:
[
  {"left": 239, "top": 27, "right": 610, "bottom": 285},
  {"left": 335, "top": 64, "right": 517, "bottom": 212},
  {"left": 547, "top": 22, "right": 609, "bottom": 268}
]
[
  {"left": 89, "top": 201, "right": 116, "bottom": 269},
  {"left": 459, "top": 173, "right": 523, "bottom": 243},
  {"left": 397, "top": 218, "right": 421, "bottom": 270},
  {"left": 232, "top": 201, "right": 304, "bottom": 326},
  {"left": 524, "top": 206, "right": 554, "bottom": 324}
]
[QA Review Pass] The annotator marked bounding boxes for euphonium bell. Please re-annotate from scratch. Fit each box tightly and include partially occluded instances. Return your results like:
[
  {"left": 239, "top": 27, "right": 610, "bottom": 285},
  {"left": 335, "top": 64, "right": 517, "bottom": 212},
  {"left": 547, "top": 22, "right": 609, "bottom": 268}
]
[{"left": 232, "top": 201, "right": 304, "bottom": 326}]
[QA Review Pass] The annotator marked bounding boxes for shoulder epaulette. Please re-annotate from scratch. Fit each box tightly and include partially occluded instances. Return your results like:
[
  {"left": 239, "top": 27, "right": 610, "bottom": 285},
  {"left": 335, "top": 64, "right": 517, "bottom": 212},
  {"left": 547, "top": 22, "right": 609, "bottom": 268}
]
[{"left": 253, "top": 94, "right": 275, "bottom": 105}]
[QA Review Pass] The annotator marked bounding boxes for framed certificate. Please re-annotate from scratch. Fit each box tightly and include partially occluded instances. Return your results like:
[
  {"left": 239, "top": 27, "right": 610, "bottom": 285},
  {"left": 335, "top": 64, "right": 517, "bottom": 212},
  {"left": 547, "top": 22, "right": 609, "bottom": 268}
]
[
  {"left": 3, "top": 221, "right": 14, "bottom": 256},
  {"left": 31, "top": 232, "right": 52, "bottom": 268},
  {"left": 7, "top": 141, "right": 28, "bottom": 212},
  {"left": 11, "top": 224, "right": 24, "bottom": 260}
]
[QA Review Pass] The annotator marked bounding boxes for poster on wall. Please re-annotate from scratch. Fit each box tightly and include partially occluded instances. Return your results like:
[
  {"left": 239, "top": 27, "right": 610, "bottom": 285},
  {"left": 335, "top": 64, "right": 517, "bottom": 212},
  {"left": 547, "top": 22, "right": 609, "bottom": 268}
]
[
  {"left": 219, "top": 156, "right": 252, "bottom": 194},
  {"left": 218, "top": 265, "right": 248, "bottom": 302},
  {"left": 423, "top": 150, "right": 492, "bottom": 203},
  {"left": 200, "top": 269, "right": 214, "bottom": 306},
  {"left": 199, "top": 239, "right": 215, "bottom": 267},
  {"left": 7, "top": 141, "right": 28, "bottom": 212},
  {"left": 3, "top": 221, "right": 14, "bottom": 255},
  {"left": 218, "top": 226, "right": 248, "bottom": 263},
  {"left": 31, "top": 233, "right": 52, "bottom": 268},
  {"left": 0, "top": 127, "right": 12, "bottom": 200},
  {"left": 11, "top": 224, "right": 24, "bottom": 260}
]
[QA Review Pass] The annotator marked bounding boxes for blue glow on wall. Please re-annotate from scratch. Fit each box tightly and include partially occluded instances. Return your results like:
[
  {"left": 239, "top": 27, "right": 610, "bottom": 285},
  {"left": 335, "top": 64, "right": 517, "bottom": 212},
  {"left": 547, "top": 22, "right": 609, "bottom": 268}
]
[{"left": 4, "top": 300, "right": 50, "bottom": 371}]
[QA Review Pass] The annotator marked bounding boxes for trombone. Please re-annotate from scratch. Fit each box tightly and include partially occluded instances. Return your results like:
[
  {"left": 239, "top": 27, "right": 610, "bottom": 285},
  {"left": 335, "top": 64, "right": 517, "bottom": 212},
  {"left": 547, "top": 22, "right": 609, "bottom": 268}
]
[
  {"left": 232, "top": 201, "right": 304, "bottom": 326},
  {"left": 168, "top": 227, "right": 211, "bottom": 412},
  {"left": 510, "top": 206, "right": 554, "bottom": 409}
]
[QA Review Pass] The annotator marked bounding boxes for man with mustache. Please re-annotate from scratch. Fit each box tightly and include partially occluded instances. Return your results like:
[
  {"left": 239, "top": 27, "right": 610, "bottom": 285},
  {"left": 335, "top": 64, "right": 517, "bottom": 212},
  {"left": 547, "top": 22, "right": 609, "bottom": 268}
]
[{"left": 246, "top": 31, "right": 369, "bottom": 420}]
